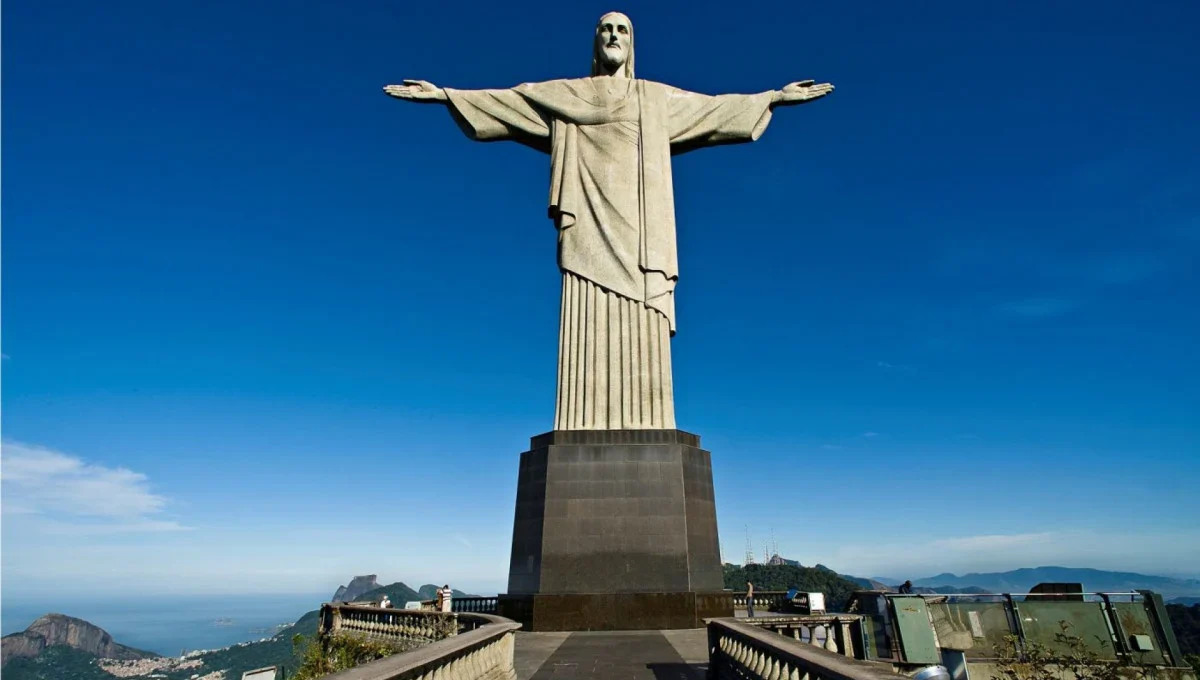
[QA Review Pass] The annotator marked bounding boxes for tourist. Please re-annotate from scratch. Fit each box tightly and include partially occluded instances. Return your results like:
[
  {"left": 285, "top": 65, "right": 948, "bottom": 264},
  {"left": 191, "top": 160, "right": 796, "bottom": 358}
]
[
  {"left": 380, "top": 595, "right": 392, "bottom": 608},
  {"left": 746, "top": 581, "right": 755, "bottom": 618},
  {"left": 438, "top": 584, "right": 453, "bottom": 612},
  {"left": 898, "top": 580, "right": 914, "bottom": 594}
]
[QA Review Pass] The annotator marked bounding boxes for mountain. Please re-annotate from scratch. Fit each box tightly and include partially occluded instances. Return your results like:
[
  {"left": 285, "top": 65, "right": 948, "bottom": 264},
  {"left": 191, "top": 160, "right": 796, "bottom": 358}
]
[
  {"left": 1, "top": 614, "right": 158, "bottom": 667},
  {"left": 355, "top": 582, "right": 423, "bottom": 605},
  {"left": 723, "top": 563, "right": 862, "bottom": 611},
  {"left": 331, "top": 574, "right": 381, "bottom": 602},
  {"left": 1166, "top": 603, "right": 1199, "bottom": 656},
  {"left": 417, "top": 584, "right": 480, "bottom": 600},
  {"left": 1171, "top": 597, "right": 1200, "bottom": 606},
  {"left": 909, "top": 567, "right": 1200, "bottom": 598}
]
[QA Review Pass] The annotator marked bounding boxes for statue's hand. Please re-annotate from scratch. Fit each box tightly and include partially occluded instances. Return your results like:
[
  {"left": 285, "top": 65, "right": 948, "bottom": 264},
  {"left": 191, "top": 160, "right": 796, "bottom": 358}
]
[
  {"left": 774, "top": 80, "right": 834, "bottom": 105},
  {"left": 383, "top": 80, "right": 448, "bottom": 103}
]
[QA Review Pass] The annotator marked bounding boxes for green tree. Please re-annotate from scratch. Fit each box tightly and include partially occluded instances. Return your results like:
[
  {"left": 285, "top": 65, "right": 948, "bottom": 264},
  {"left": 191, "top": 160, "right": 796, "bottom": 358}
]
[
  {"left": 993, "top": 621, "right": 1122, "bottom": 680},
  {"left": 289, "top": 633, "right": 417, "bottom": 680},
  {"left": 723, "top": 563, "right": 861, "bottom": 611}
]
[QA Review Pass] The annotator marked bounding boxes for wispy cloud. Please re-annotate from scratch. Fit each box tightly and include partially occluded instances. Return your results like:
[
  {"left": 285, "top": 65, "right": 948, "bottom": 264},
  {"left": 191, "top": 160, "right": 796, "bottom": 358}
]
[
  {"left": 820, "top": 444, "right": 843, "bottom": 451},
  {"left": 931, "top": 532, "right": 1054, "bottom": 551},
  {"left": 1000, "top": 296, "right": 1077, "bottom": 318},
  {"left": 454, "top": 533, "right": 474, "bottom": 549},
  {"left": 861, "top": 431, "right": 879, "bottom": 438},
  {"left": 1, "top": 441, "right": 187, "bottom": 533},
  {"left": 876, "top": 361, "right": 916, "bottom": 373},
  {"left": 817, "top": 529, "right": 1200, "bottom": 578}
]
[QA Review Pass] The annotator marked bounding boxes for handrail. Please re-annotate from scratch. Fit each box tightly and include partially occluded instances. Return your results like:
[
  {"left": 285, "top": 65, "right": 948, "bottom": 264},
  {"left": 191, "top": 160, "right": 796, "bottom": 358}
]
[
  {"left": 708, "top": 618, "right": 905, "bottom": 680},
  {"left": 320, "top": 616, "right": 520, "bottom": 680}
]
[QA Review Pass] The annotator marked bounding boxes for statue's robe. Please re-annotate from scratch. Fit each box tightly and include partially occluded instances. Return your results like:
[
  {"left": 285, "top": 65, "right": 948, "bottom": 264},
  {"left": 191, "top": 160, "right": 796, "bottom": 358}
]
[{"left": 445, "top": 77, "right": 775, "bottom": 430}]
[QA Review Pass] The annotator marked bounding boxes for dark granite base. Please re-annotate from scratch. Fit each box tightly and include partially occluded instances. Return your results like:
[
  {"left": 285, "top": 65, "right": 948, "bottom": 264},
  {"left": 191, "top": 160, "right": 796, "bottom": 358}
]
[
  {"left": 507, "top": 429, "right": 724, "bottom": 596},
  {"left": 501, "top": 429, "right": 730, "bottom": 630},
  {"left": 497, "top": 591, "right": 733, "bottom": 631}
]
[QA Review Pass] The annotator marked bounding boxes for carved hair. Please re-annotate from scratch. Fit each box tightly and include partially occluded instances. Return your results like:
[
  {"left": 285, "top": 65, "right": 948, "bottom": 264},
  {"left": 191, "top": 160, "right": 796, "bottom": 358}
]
[{"left": 591, "top": 11, "right": 634, "bottom": 78}]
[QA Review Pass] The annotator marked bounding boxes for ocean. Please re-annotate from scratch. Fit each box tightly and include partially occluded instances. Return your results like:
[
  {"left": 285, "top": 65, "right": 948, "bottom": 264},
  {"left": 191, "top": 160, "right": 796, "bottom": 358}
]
[{"left": 1, "top": 593, "right": 328, "bottom": 657}]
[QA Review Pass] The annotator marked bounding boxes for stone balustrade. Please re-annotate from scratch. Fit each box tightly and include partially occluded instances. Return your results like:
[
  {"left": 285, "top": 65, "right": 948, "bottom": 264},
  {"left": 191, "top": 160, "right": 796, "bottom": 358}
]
[
  {"left": 708, "top": 618, "right": 906, "bottom": 680},
  {"left": 732, "top": 591, "right": 790, "bottom": 612},
  {"left": 319, "top": 606, "right": 520, "bottom": 680},
  {"left": 737, "top": 614, "right": 865, "bottom": 658},
  {"left": 319, "top": 604, "right": 461, "bottom": 645},
  {"left": 451, "top": 597, "right": 499, "bottom": 614}
]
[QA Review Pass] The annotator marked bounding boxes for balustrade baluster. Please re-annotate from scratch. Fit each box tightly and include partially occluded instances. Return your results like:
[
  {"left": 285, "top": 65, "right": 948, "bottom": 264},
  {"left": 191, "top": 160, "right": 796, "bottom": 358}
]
[
  {"left": 753, "top": 647, "right": 767, "bottom": 676},
  {"left": 824, "top": 622, "right": 839, "bottom": 653}
]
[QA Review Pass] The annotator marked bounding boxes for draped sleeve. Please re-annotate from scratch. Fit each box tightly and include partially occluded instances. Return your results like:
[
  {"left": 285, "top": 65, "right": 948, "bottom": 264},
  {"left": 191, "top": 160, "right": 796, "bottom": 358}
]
[
  {"left": 443, "top": 87, "right": 552, "bottom": 153},
  {"left": 664, "top": 88, "right": 776, "bottom": 155}
]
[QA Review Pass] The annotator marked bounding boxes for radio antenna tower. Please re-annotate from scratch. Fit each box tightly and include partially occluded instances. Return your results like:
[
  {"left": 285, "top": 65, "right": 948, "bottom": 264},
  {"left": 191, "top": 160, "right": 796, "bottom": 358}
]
[{"left": 744, "top": 525, "right": 755, "bottom": 565}]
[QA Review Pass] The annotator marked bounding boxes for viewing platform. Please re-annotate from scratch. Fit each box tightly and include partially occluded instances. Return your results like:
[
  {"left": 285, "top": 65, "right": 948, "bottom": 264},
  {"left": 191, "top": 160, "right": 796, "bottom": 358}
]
[{"left": 314, "top": 589, "right": 1196, "bottom": 680}]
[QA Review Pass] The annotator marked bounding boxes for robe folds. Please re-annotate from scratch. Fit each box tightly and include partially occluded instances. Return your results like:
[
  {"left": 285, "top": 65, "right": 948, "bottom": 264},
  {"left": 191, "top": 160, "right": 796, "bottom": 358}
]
[{"left": 444, "top": 78, "right": 775, "bottom": 429}]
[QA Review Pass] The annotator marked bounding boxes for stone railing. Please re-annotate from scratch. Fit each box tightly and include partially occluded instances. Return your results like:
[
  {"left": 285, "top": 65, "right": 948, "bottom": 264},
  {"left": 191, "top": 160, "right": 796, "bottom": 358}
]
[
  {"left": 319, "top": 606, "right": 520, "bottom": 680},
  {"left": 451, "top": 597, "right": 499, "bottom": 614},
  {"left": 319, "top": 604, "right": 459, "bottom": 644},
  {"left": 737, "top": 614, "right": 865, "bottom": 658},
  {"left": 732, "top": 591, "right": 790, "bottom": 612},
  {"left": 708, "top": 618, "right": 905, "bottom": 680},
  {"left": 411, "top": 597, "right": 499, "bottom": 614}
]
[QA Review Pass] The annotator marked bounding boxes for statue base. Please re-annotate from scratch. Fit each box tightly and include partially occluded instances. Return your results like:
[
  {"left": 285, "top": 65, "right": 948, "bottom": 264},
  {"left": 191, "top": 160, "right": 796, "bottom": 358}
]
[{"left": 498, "top": 429, "right": 733, "bottom": 631}]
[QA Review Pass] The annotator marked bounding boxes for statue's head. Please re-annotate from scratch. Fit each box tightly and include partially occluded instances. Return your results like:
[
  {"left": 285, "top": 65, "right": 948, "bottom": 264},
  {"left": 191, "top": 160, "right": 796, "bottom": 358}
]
[{"left": 592, "top": 11, "right": 634, "bottom": 78}]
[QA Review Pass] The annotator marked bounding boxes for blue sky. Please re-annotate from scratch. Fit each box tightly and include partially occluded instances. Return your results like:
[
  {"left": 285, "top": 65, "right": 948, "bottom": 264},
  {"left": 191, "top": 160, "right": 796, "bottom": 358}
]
[{"left": 3, "top": 0, "right": 1199, "bottom": 600}]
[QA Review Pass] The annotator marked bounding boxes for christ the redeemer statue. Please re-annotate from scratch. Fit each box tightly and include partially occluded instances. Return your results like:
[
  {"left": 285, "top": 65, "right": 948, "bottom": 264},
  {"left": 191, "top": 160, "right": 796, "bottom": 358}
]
[{"left": 385, "top": 12, "right": 832, "bottom": 431}]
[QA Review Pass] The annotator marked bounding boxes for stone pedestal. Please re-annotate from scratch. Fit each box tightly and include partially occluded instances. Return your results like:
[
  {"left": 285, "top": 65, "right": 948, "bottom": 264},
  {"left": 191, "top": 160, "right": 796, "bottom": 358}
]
[{"left": 497, "top": 429, "right": 733, "bottom": 630}]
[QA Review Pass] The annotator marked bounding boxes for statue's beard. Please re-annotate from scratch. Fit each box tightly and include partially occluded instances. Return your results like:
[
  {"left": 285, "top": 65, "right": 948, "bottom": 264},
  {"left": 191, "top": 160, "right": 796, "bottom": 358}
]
[{"left": 599, "top": 49, "right": 626, "bottom": 70}]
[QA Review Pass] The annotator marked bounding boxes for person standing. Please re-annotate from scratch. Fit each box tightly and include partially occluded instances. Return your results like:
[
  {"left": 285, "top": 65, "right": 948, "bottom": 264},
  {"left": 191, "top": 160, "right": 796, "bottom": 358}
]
[
  {"left": 898, "top": 580, "right": 914, "bottom": 594},
  {"left": 438, "top": 584, "right": 453, "bottom": 613},
  {"left": 746, "top": 581, "right": 756, "bottom": 618},
  {"left": 380, "top": 595, "right": 392, "bottom": 608}
]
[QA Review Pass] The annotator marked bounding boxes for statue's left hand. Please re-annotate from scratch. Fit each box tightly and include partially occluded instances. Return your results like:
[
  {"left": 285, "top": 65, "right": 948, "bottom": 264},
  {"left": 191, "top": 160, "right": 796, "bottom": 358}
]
[{"left": 774, "top": 80, "right": 834, "bottom": 105}]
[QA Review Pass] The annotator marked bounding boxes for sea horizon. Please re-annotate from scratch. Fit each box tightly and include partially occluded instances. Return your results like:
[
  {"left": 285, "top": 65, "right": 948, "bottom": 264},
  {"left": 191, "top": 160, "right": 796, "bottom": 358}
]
[{"left": 1, "top": 592, "right": 330, "bottom": 657}]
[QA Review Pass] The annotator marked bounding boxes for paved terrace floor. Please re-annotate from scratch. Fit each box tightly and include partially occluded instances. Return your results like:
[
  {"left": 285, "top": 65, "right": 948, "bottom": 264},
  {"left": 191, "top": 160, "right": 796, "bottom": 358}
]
[{"left": 513, "top": 629, "right": 709, "bottom": 680}]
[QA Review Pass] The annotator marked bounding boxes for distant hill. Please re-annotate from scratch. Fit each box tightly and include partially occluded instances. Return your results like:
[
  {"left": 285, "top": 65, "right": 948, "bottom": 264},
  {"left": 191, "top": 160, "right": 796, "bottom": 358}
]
[
  {"left": 909, "top": 567, "right": 1200, "bottom": 598},
  {"left": 352, "top": 581, "right": 423, "bottom": 605},
  {"left": 1171, "top": 597, "right": 1200, "bottom": 606},
  {"left": 331, "top": 574, "right": 381, "bottom": 602},
  {"left": 417, "top": 584, "right": 480, "bottom": 600},
  {"left": 723, "top": 563, "right": 861, "bottom": 612},
  {"left": 1166, "top": 603, "right": 1199, "bottom": 656},
  {"left": 2, "top": 645, "right": 122, "bottom": 680},
  {"left": 1, "top": 614, "right": 157, "bottom": 667}
]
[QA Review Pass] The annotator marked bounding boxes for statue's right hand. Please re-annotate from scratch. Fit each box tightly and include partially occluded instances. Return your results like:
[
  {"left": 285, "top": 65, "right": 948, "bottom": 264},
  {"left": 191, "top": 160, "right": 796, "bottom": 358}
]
[{"left": 383, "top": 80, "right": 447, "bottom": 103}]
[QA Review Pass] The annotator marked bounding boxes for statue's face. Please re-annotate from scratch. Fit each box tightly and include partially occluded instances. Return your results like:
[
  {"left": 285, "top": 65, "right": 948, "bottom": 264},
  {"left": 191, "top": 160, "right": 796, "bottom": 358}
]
[{"left": 595, "top": 12, "right": 631, "bottom": 70}]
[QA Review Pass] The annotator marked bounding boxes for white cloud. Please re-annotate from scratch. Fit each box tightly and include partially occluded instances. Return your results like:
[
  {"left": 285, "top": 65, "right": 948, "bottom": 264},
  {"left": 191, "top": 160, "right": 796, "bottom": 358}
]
[
  {"left": 1001, "top": 296, "right": 1077, "bottom": 318},
  {"left": 861, "top": 431, "right": 879, "bottom": 438},
  {"left": 930, "top": 532, "right": 1054, "bottom": 551},
  {"left": 876, "top": 361, "right": 915, "bottom": 373},
  {"left": 1, "top": 440, "right": 186, "bottom": 533}
]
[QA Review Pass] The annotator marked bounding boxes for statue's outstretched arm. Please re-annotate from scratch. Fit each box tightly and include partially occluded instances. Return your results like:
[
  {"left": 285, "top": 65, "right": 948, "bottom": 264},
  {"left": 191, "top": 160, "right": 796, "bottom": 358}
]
[
  {"left": 383, "top": 80, "right": 448, "bottom": 103},
  {"left": 771, "top": 80, "right": 834, "bottom": 107}
]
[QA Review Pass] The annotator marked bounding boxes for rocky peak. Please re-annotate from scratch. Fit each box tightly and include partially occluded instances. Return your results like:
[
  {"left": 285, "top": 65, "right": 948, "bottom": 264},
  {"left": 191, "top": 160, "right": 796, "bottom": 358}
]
[
  {"left": 331, "top": 574, "right": 380, "bottom": 602},
  {"left": 1, "top": 613, "right": 157, "bottom": 667}
]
